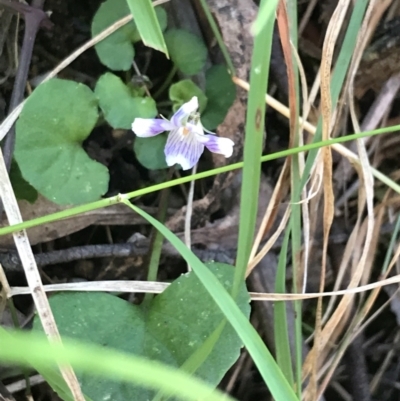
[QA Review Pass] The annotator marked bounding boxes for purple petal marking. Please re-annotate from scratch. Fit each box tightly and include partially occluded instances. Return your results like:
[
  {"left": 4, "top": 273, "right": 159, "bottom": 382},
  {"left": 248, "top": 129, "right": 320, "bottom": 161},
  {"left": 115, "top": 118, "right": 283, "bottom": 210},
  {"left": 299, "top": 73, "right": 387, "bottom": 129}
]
[
  {"left": 197, "top": 135, "right": 235, "bottom": 157},
  {"left": 132, "top": 118, "right": 173, "bottom": 137},
  {"left": 164, "top": 127, "right": 204, "bottom": 170},
  {"left": 170, "top": 97, "right": 199, "bottom": 127}
]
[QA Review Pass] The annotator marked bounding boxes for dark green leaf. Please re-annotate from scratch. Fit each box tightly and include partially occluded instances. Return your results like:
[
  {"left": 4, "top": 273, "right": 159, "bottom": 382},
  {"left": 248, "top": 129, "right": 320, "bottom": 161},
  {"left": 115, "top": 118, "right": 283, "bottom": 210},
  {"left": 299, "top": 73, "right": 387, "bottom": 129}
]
[
  {"left": 92, "top": 0, "right": 168, "bottom": 70},
  {"left": 201, "top": 65, "right": 236, "bottom": 130},
  {"left": 15, "top": 79, "right": 109, "bottom": 205},
  {"left": 33, "top": 263, "right": 250, "bottom": 401},
  {"left": 95, "top": 73, "right": 157, "bottom": 129},
  {"left": 134, "top": 134, "right": 168, "bottom": 170},
  {"left": 91, "top": 0, "right": 136, "bottom": 71},
  {"left": 164, "top": 29, "right": 207, "bottom": 75}
]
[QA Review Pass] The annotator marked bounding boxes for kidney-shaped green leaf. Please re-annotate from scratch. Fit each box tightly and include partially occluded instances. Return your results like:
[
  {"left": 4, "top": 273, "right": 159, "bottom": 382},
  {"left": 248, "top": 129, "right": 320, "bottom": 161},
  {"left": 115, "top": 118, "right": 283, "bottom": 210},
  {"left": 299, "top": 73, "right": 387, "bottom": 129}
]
[
  {"left": 164, "top": 29, "right": 207, "bottom": 75},
  {"left": 15, "top": 79, "right": 109, "bottom": 205},
  {"left": 91, "top": 0, "right": 137, "bottom": 71},
  {"left": 33, "top": 263, "right": 250, "bottom": 401},
  {"left": 148, "top": 263, "right": 250, "bottom": 384},
  {"left": 95, "top": 72, "right": 157, "bottom": 129},
  {"left": 92, "top": 0, "right": 168, "bottom": 71}
]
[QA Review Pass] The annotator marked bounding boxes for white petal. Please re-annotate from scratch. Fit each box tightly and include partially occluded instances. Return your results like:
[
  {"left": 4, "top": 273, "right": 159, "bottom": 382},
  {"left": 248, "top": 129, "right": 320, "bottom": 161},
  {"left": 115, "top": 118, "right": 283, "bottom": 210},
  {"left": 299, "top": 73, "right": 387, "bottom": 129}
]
[
  {"left": 164, "top": 127, "right": 204, "bottom": 170},
  {"left": 132, "top": 118, "right": 173, "bottom": 137},
  {"left": 198, "top": 135, "right": 235, "bottom": 157},
  {"left": 170, "top": 97, "right": 199, "bottom": 127}
]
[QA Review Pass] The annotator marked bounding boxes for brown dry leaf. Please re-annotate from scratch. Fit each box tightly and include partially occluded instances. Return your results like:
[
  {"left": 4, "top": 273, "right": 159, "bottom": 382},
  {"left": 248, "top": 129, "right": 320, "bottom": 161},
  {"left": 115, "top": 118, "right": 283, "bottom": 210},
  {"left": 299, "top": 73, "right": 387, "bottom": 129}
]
[
  {"left": 303, "top": 1, "right": 349, "bottom": 399},
  {"left": 311, "top": 2, "right": 381, "bottom": 396},
  {"left": 277, "top": 1, "right": 297, "bottom": 148}
]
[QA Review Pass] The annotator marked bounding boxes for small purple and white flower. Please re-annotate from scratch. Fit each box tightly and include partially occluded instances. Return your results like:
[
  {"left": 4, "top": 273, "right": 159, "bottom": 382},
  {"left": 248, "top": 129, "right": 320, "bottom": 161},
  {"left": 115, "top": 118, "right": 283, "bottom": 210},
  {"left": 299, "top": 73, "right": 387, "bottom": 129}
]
[{"left": 131, "top": 96, "right": 234, "bottom": 170}]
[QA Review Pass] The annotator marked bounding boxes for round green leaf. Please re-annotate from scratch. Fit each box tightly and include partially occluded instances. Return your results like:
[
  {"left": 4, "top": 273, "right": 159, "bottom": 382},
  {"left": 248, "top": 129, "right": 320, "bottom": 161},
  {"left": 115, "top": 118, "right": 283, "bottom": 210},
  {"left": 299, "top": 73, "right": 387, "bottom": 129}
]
[
  {"left": 15, "top": 79, "right": 109, "bottom": 206},
  {"left": 148, "top": 263, "right": 250, "bottom": 385},
  {"left": 164, "top": 29, "right": 207, "bottom": 75},
  {"left": 134, "top": 134, "right": 168, "bottom": 170},
  {"left": 169, "top": 79, "right": 208, "bottom": 113},
  {"left": 201, "top": 65, "right": 236, "bottom": 130},
  {"left": 95, "top": 73, "right": 157, "bottom": 129},
  {"left": 91, "top": 0, "right": 137, "bottom": 71},
  {"left": 33, "top": 263, "right": 250, "bottom": 401}
]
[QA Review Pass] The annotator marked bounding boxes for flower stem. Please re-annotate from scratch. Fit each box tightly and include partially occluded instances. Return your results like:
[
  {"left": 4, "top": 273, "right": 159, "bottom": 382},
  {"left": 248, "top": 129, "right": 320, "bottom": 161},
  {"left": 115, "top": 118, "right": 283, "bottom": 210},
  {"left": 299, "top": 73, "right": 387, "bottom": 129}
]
[{"left": 185, "top": 163, "right": 197, "bottom": 272}]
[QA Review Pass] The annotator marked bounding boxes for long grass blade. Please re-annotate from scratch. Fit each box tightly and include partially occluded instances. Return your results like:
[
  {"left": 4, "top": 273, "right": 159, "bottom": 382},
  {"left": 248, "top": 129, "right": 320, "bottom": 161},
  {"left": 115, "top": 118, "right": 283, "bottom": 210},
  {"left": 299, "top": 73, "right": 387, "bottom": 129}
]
[
  {"left": 274, "top": 228, "right": 294, "bottom": 385},
  {"left": 234, "top": 0, "right": 279, "bottom": 295},
  {"left": 0, "top": 328, "right": 234, "bottom": 401},
  {"left": 125, "top": 0, "right": 168, "bottom": 55},
  {"left": 277, "top": 1, "right": 303, "bottom": 394}
]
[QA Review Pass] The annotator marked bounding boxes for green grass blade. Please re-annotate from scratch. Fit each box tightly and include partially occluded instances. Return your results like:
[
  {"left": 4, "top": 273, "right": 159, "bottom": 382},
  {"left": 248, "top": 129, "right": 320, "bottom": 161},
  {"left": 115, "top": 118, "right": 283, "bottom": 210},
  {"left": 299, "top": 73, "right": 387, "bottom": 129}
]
[
  {"left": 197, "top": 0, "right": 235, "bottom": 74},
  {"left": 125, "top": 0, "right": 168, "bottom": 55},
  {"left": 250, "top": 0, "right": 276, "bottom": 36},
  {"left": 280, "top": 1, "right": 303, "bottom": 394},
  {"left": 234, "top": 0, "right": 279, "bottom": 295},
  {"left": 123, "top": 200, "right": 299, "bottom": 401},
  {"left": 0, "top": 328, "right": 234, "bottom": 401},
  {"left": 274, "top": 228, "right": 294, "bottom": 385}
]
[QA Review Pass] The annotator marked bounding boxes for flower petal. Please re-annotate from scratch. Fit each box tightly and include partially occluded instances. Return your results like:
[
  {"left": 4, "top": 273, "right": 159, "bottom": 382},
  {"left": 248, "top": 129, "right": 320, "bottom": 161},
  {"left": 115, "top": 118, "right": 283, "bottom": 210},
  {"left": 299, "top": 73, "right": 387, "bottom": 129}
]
[
  {"left": 164, "top": 128, "right": 204, "bottom": 170},
  {"left": 132, "top": 118, "right": 173, "bottom": 137},
  {"left": 171, "top": 97, "right": 199, "bottom": 127},
  {"left": 197, "top": 135, "right": 235, "bottom": 158}
]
